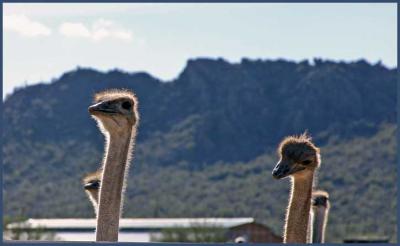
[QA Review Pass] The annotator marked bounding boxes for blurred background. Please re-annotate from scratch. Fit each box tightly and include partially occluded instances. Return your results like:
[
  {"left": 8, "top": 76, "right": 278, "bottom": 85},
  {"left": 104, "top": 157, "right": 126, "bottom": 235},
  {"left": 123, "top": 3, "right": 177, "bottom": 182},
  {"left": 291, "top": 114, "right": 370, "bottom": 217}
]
[{"left": 3, "top": 3, "right": 397, "bottom": 243}]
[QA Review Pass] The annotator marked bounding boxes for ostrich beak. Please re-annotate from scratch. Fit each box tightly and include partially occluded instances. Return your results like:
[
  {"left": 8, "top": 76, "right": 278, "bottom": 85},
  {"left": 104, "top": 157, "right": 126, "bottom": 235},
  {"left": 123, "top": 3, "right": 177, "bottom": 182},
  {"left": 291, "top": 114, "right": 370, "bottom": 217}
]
[
  {"left": 313, "top": 196, "right": 328, "bottom": 207},
  {"left": 272, "top": 160, "right": 305, "bottom": 179},
  {"left": 84, "top": 180, "right": 100, "bottom": 190},
  {"left": 88, "top": 101, "right": 117, "bottom": 114},
  {"left": 272, "top": 161, "right": 290, "bottom": 179}
]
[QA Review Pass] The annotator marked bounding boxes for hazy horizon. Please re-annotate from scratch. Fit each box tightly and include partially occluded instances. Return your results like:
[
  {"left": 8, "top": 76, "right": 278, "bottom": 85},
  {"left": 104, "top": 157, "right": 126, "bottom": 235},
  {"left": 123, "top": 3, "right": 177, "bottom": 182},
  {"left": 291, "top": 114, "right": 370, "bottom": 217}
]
[{"left": 4, "top": 55, "right": 396, "bottom": 98}]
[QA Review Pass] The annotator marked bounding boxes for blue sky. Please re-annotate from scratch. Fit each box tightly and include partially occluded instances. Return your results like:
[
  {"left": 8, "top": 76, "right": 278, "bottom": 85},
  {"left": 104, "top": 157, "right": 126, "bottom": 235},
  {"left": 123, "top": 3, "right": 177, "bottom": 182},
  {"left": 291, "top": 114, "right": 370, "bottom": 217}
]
[{"left": 3, "top": 3, "right": 397, "bottom": 99}]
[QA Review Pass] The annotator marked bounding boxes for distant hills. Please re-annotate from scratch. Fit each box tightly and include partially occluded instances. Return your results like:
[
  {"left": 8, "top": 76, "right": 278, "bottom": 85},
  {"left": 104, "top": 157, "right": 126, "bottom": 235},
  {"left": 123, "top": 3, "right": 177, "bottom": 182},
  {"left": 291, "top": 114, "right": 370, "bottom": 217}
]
[{"left": 3, "top": 58, "right": 397, "bottom": 242}]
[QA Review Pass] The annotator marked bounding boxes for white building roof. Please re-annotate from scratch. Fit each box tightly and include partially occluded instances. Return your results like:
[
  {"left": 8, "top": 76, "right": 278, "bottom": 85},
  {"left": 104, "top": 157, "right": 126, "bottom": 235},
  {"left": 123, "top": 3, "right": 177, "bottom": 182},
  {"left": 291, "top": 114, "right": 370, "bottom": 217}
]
[{"left": 8, "top": 218, "right": 254, "bottom": 230}]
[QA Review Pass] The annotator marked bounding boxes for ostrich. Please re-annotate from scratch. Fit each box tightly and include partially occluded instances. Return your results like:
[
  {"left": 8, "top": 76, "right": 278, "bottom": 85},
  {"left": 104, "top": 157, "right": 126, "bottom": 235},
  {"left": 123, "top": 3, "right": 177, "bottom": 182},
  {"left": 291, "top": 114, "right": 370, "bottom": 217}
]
[
  {"left": 272, "top": 133, "right": 321, "bottom": 243},
  {"left": 88, "top": 89, "right": 139, "bottom": 242},
  {"left": 311, "top": 190, "right": 330, "bottom": 243},
  {"left": 82, "top": 169, "right": 102, "bottom": 214}
]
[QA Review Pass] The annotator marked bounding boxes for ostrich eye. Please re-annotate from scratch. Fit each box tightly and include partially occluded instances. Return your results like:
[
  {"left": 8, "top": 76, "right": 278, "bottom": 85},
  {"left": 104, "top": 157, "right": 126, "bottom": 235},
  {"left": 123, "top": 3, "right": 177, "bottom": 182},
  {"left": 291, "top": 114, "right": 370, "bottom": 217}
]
[
  {"left": 121, "top": 101, "right": 132, "bottom": 110},
  {"left": 302, "top": 160, "right": 312, "bottom": 165}
]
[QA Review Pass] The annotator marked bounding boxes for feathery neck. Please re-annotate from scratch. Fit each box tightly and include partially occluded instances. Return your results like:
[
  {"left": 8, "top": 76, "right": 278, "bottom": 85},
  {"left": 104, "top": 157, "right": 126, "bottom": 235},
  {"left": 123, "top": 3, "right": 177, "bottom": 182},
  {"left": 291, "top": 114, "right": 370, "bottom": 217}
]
[
  {"left": 312, "top": 205, "right": 328, "bottom": 243},
  {"left": 85, "top": 189, "right": 99, "bottom": 215},
  {"left": 284, "top": 172, "right": 314, "bottom": 243},
  {"left": 96, "top": 126, "right": 136, "bottom": 242}
]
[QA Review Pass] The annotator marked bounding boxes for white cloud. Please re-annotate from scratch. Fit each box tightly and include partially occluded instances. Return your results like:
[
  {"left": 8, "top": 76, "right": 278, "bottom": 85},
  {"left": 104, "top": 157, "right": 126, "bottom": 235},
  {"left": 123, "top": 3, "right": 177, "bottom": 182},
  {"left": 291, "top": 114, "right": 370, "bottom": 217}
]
[
  {"left": 59, "top": 19, "right": 133, "bottom": 42},
  {"left": 59, "top": 22, "right": 90, "bottom": 38},
  {"left": 4, "top": 14, "right": 52, "bottom": 37}
]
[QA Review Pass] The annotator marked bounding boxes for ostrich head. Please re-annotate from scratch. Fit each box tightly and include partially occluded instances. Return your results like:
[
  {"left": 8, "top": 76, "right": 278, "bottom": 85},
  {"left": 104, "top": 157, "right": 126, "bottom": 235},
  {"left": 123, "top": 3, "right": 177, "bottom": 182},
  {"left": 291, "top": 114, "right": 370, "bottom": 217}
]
[
  {"left": 83, "top": 170, "right": 101, "bottom": 191},
  {"left": 312, "top": 190, "right": 329, "bottom": 208},
  {"left": 272, "top": 133, "right": 320, "bottom": 179},
  {"left": 88, "top": 89, "right": 139, "bottom": 135}
]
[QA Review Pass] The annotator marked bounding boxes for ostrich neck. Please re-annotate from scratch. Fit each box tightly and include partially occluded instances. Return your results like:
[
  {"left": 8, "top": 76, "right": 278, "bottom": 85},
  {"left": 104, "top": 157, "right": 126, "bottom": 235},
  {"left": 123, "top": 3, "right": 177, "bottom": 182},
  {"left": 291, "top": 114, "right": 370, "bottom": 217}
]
[
  {"left": 312, "top": 206, "right": 328, "bottom": 243},
  {"left": 96, "top": 129, "right": 133, "bottom": 242},
  {"left": 284, "top": 173, "right": 314, "bottom": 243},
  {"left": 86, "top": 190, "right": 99, "bottom": 215}
]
